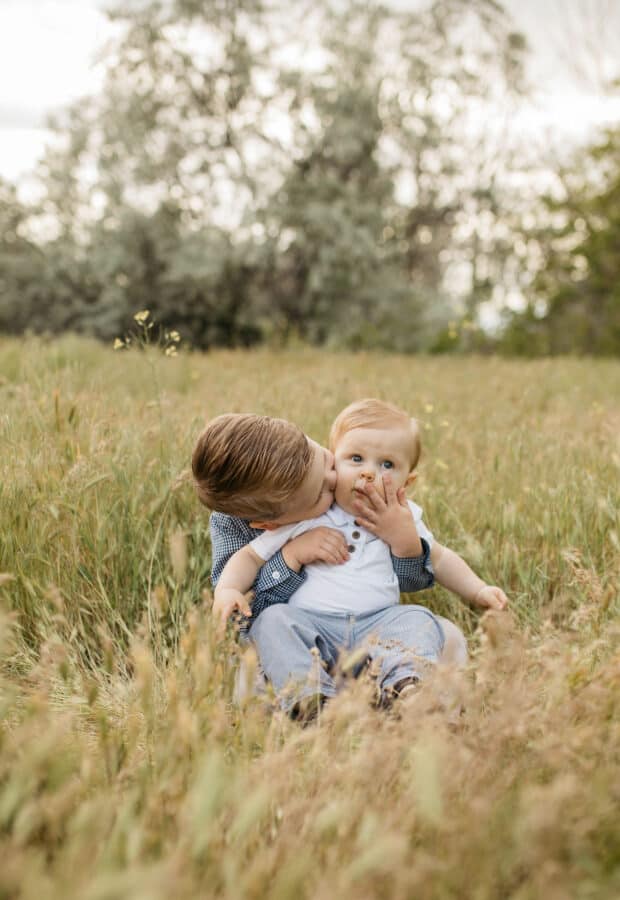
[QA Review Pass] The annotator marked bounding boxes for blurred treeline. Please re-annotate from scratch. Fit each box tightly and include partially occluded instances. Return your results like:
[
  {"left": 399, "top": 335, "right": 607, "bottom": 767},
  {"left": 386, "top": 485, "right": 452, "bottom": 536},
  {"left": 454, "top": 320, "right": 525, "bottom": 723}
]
[{"left": 0, "top": 0, "right": 618, "bottom": 355}]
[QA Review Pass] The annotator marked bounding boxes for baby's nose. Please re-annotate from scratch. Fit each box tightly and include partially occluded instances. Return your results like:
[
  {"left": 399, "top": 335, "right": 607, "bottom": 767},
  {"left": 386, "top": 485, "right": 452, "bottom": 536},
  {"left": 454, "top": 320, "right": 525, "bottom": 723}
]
[{"left": 360, "top": 472, "right": 375, "bottom": 482}]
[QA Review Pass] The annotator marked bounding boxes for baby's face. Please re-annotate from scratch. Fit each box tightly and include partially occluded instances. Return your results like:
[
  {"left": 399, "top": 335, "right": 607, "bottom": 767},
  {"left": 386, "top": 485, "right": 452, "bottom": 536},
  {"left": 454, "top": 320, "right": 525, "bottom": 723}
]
[{"left": 333, "top": 426, "right": 416, "bottom": 515}]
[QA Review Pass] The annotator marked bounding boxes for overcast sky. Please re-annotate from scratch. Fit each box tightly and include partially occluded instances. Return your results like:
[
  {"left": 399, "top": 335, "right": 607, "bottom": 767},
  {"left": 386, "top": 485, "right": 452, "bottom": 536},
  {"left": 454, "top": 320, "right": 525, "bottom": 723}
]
[{"left": 1, "top": 0, "right": 619, "bottom": 182}]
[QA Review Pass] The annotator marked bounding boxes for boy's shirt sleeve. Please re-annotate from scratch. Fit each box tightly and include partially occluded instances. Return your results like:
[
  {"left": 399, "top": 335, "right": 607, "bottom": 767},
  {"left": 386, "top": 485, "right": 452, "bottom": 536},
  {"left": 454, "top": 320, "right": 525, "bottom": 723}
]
[
  {"left": 249, "top": 520, "right": 314, "bottom": 561},
  {"left": 390, "top": 501, "right": 435, "bottom": 593},
  {"left": 209, "top": 513, "right": 307, "bottom": 619}
]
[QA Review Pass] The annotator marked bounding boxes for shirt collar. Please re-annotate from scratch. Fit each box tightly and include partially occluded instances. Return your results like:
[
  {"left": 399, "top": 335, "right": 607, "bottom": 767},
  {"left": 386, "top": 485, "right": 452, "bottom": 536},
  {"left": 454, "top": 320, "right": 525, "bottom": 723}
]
[{"left": 324, "top": 503, "right": 354, "bottom": 527}]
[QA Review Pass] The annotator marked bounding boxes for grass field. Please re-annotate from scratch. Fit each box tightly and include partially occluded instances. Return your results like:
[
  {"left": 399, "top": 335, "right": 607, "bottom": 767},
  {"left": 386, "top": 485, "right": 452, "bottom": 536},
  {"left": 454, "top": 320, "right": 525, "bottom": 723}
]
[{"left": 1, "top": 335, "right": 619, "bottom": 899}]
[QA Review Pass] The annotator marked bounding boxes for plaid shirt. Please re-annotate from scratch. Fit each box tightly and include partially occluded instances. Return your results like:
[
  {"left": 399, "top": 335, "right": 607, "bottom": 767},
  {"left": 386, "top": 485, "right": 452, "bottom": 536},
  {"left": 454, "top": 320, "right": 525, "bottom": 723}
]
[{"left": 209, "top": 511, "right": 435, "bottom": 627}]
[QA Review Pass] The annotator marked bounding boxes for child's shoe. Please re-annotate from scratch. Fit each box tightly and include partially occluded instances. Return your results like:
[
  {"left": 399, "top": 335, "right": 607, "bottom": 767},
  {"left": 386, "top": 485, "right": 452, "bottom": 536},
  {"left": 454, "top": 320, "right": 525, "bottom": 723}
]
[
  {"left": 290, "top": 692, "right": 327, "bottom": 725},
  {"left": 377, "top": 675, "right": 419, "bottom": 709}
]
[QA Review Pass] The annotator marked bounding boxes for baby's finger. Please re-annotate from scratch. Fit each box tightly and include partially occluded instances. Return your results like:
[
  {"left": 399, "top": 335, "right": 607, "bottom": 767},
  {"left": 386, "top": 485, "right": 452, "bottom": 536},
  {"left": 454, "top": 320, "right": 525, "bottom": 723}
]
[
  {"left": 352, "top": 494, "right": 376, "bottom": 519},
  {"left": 483, "top": 589, "right": 507, "bottom": 611},
  {"left": 352, "top": 489, "right": 372, "bottom": 510},
  {"left": 382, "top": 473, "right": 397, "bottom": 505},
  {"left": 396, "top": 486, "right": 408, "bottom": 507},
  {"left": 494, "top": 589, "right": 509, "bottom": 610},
  {"left": 353, "top": 497, "right": 377, "bottom": 522},
  {"left": 354, "top": 480, "right": 378, "bottom": 510},
  {"left": 352, "top": 514, "right": 377, "bottom": 534},
  {"left": 363, "top": 479, "right": 385, "bottom": 509}
]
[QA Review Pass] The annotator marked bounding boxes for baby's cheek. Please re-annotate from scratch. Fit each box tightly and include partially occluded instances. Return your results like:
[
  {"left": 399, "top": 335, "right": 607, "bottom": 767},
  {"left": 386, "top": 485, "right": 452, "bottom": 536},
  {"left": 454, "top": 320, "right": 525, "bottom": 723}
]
[{"left": 334, "top": 481, "right": 351, "bottom": 504}]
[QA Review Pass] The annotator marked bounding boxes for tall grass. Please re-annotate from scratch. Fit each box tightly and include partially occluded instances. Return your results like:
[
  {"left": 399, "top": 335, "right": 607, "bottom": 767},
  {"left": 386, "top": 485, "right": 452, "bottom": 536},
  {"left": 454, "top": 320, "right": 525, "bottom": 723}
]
[{"left": 0, "top": 335, "right": 619, "bottom": 898}]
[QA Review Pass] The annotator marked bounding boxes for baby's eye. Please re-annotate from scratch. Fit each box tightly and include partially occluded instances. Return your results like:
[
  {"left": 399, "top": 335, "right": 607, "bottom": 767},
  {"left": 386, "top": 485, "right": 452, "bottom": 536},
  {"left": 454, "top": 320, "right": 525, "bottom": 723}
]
[
  {"left": 351, "top": 454, "right": 362, "bottom": 463},
  {"left": 381, "top": 460, "right": 394, "bottom": 469}
]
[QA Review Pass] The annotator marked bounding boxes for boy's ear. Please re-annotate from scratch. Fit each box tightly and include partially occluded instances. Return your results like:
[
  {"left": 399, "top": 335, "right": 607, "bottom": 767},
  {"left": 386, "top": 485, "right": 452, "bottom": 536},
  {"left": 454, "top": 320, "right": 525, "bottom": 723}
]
[
  {"left": 249, "top": 520, "right": 280, "bottom": 531},
  {"left": 405, "top": 472, "right": 418, "bottom": 488}
]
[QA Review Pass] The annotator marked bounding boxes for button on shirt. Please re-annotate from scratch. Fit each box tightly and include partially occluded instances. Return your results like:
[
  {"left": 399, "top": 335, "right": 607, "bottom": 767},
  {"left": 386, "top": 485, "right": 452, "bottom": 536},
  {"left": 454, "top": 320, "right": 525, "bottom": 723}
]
[{"left": 250, "top": 501, "right": 434, "bottom": 617}]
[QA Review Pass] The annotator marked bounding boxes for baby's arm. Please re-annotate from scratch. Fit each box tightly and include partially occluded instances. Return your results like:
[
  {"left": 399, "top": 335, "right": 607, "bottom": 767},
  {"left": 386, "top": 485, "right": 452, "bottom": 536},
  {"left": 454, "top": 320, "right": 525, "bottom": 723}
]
[
  {"left": 213, "top": 545, "right": 264, "bottom": 628},
  {"left": 431, "top": 543, "right": 508, "bottom": 610},
  {"left": 351, "top": 476, "right": 507, "bottom": 609}
]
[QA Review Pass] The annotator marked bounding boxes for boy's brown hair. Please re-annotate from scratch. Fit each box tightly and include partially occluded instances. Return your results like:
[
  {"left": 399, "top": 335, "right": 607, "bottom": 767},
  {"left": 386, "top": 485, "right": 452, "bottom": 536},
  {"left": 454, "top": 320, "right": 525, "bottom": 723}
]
[
  {"left": 192, "top": 413, "right": 312, "bottom": 519},
  {"left": 329, "top": 398, "right": 421, "bottom": 469}
]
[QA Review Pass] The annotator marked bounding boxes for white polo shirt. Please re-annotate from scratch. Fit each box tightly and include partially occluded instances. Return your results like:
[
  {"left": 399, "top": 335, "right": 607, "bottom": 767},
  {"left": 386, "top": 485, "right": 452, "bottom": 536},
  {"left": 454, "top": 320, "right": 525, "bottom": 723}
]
[{"left": 250, "top": 501, "right": 434, "bottom": 617}]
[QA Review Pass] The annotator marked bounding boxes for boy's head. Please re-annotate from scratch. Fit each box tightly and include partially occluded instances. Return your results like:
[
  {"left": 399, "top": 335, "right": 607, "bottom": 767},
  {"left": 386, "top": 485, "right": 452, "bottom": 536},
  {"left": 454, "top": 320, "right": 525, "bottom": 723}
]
[
  {"left": 192, "top": 413, "right": 336, "bottom": 525},
  {"left": 329, "top": 399, "right": 420, "bottom": 514}
]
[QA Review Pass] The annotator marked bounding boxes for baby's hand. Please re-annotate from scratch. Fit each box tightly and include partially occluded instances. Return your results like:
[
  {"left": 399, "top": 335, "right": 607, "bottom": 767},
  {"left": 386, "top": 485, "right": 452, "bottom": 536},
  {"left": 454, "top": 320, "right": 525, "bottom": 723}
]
[
  {"left": 473, "top": 585, "right": 508, "bottom": 611},
  {"left": 212, "top": 587, "right": 253, "bottom": 635},
  {"left": 282, "top": 527, "right": 349, "bottom": 571},
  {"left": 352, "top": 475, "right": 421, "bottom": 557}
]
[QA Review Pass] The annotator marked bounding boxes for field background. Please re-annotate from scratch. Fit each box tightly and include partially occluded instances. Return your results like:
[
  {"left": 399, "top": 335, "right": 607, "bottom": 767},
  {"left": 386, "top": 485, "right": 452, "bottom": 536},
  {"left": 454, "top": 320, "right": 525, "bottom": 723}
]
[{"left": 1, "top": 336, "right": 619, "bottom": 899}]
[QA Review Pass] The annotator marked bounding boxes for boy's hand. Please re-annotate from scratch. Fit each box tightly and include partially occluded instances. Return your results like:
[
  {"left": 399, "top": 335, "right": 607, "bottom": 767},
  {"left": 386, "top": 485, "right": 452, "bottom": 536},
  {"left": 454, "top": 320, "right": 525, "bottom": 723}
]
[
  {"left": 473, "top": 585, "right": 509, "bottom": 611},
  {"left": 352, "top": 475, "right": 422, "bottom": 557},
  {"left": 282, "top": 527, "right": 350, "bottom": 571},
  {"left": 212, "top": 587, "right": 253, "bottom": 635}
]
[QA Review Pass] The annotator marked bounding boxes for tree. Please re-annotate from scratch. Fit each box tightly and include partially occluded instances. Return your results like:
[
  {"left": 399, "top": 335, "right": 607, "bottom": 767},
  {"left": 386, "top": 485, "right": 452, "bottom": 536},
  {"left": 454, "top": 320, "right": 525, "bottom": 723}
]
[
  {"left": 0, "top": 180, "right": 51, "bottom": 334},
  {"left": 5, "top": 0, "right": 531, "bottom": 350},
  {"left": 500, "top": 127, "right": 620, "bottom": 355}
]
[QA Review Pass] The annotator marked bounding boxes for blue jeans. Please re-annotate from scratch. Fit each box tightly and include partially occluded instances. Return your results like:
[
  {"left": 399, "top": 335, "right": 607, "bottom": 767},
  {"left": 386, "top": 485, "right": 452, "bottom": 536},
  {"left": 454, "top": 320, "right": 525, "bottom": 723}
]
[{"left": 248, "top": 603, "right": 446, "bottom": 710}]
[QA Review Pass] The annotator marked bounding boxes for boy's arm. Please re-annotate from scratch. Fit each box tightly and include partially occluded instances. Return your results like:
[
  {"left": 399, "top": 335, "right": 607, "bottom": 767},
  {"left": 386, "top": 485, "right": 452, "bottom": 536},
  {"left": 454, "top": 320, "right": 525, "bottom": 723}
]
[
  {"left": 209, "top": 512, "right": 307, "bottom": 621},
  {"left": 431, "top": 543, "right": 508, "bottom": 610},
  {"left": 213, "top": 544, "right": 264, "bottom": 628}
]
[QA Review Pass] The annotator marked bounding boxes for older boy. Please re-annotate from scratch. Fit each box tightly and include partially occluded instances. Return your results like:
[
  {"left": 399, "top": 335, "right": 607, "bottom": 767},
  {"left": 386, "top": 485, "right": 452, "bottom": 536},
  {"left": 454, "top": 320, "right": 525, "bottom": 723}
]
[{"left": 193, "top": 402, "right": 507, "bottom": 710}]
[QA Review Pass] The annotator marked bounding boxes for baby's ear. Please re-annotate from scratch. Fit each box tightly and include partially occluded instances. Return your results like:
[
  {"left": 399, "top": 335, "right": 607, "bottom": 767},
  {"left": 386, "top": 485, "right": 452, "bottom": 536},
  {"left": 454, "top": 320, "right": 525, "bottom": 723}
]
[{"left": 405, "top": 472, "right": 418, "bottom": 488}]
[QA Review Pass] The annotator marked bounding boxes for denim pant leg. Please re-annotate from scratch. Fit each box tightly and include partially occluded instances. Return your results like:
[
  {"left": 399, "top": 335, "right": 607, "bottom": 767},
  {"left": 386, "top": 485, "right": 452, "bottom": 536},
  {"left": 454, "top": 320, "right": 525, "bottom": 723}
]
[
  {"left": 354, "top": 605, "right": 445, "bottom": 692},
  {"left": 249, "top": 604, "right": 341, "bottom": 708},
  {"left": 436, "top": 616, "right": 468, "bottom": 667}
]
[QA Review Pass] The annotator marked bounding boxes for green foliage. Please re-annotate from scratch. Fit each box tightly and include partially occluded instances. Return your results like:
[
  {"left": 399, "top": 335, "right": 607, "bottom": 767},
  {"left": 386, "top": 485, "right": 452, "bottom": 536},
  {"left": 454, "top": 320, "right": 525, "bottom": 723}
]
[
  {"left": 501, "top": 127, "right": 620, "bottom": 356},
  {"left": 0, "top": 180, "right": 48, "bottom": 334}
]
